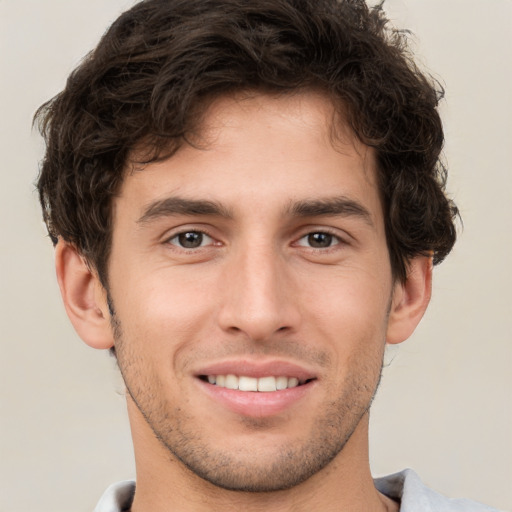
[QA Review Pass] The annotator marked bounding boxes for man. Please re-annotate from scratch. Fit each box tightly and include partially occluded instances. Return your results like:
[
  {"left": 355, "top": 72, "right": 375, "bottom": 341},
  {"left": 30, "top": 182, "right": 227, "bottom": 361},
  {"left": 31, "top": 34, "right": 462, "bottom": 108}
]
[{"left": 34, "top": 0, "right": 499, "bottom": 510}]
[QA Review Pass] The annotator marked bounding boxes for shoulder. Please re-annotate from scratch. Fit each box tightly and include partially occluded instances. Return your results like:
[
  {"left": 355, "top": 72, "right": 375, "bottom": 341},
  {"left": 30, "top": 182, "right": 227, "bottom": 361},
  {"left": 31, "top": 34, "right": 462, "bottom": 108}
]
[
  {"left": 94, "top": 480, "right": 135, "bottom": 512},
  {"left": 374, "top": 469, "right": 502, "bottom": 512}
]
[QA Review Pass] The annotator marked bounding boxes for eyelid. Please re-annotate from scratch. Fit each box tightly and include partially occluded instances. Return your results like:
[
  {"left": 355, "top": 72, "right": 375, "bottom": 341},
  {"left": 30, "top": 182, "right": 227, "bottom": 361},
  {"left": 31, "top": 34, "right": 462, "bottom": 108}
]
[
  {"left": 293, "top": 226, "right": 349, "bottom": 247},
  {"left": 163, "top": 225, "right": 220, "bottom": 248},
  {"left": 295, "top": 232, "right": 341, "bottom": 249},
  {"left": 168, "top": 231, "right": 214, "bottom": 248}
]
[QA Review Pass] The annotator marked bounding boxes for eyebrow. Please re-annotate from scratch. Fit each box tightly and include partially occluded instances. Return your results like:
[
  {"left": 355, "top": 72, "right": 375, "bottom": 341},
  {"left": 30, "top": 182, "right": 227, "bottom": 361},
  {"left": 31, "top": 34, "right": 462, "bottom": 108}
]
[
  {"left": 137, "top": 194, "right": 373, "bottom": 227},
  {"left": 137, "top": 197, "right": 233, "bottom": 224},
  {"left": 288, "top": 196, "right": 373, "bottom": 226}
]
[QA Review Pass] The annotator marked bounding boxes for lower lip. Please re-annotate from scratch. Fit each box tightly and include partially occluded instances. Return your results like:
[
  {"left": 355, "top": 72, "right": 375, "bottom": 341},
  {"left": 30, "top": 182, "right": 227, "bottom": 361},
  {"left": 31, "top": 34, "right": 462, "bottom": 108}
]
[{"left": 197, "top": 379, "right": 315, "bottom": 418}]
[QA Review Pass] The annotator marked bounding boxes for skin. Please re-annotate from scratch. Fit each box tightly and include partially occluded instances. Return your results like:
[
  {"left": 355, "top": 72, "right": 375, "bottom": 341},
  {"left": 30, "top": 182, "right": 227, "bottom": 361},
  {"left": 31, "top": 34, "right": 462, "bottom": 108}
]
[{"left": 57, "top": 92, "right": 431, "bottom": 511}]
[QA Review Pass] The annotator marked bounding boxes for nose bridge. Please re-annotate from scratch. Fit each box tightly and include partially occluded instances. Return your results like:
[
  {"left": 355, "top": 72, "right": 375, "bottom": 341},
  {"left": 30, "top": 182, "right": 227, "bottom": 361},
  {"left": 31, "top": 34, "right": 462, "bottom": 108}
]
[{"left": 218, "top": 238, "right": 297, "bottom": 340}]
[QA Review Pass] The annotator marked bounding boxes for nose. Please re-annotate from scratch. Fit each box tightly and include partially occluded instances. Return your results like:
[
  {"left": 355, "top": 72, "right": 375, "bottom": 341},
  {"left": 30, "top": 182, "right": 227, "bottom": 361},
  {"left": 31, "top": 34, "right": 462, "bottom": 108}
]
[{"left": 217, "top": 244, "right": 300, "bottom": 342}]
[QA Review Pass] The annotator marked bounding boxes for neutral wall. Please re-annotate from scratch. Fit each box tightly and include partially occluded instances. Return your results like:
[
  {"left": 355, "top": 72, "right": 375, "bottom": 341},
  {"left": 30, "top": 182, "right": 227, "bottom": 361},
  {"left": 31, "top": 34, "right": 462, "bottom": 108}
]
[{"left": 0, "top": 1, "right": 510, "bottom": 510}]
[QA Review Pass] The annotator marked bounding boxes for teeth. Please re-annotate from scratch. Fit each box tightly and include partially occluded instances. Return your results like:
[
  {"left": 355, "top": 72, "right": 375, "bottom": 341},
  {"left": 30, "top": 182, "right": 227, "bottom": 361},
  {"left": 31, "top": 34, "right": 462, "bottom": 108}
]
[
  {"left": 239, "top": 376, "right": 258, "bottom": 391},
  {"left": 206, "top": 374, "right": 305, "bottom": 392},
  {"left": 288, "top": 377, "right": 299, "bottom": 388},
  {"left": 257, "top": 376, "right": 276, "bottom": 392},
  {"left": 276, "top": 376, "right": 288, "bottom": 390},
  {"left": 225, "top": 374, "right": 238, "bottom": 390}
]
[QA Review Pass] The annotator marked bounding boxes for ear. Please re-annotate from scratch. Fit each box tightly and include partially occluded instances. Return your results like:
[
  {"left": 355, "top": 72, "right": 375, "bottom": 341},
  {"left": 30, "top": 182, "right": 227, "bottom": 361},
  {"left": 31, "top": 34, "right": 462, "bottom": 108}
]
[
  {"left": 55, "top": 240, "right": 114, "bottom": 349},
  {"left": 386, "top": 256, "right": 432, "bottom": 345}
]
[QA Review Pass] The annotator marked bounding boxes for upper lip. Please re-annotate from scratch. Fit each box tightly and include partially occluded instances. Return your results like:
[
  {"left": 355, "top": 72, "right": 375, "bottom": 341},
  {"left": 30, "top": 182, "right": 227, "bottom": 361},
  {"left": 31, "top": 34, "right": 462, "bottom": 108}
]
[{"left": 195, "top": 359, "right": 317, "bottom": 381}]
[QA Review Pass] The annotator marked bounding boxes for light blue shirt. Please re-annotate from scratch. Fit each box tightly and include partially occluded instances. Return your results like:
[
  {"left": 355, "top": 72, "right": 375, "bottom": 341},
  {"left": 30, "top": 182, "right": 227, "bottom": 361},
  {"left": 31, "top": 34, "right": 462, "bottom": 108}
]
[
  {"left": 374, "top": 469, "right": 502, "bottom": 511},
  {"left": 94, "top": 469, "right": 502, "bottom": 511}
]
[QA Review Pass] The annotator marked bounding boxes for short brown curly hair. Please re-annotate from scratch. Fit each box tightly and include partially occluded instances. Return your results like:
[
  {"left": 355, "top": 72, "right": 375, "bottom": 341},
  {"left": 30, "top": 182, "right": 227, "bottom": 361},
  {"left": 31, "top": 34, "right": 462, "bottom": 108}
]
[{"left": 35, "top": 0, "right": 458, "bottom": 285}]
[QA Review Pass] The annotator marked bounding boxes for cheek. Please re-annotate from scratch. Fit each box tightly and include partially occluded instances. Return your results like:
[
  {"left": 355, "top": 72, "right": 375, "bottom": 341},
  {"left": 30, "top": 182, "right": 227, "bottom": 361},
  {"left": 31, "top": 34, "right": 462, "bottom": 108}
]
[
  {"left": 302, "top": 264, "right": 392, "bottom": 325},
  {"left": 116, "top": 262, "right": 212, "bottom": 321},
  {"left": 110, "top": 267, "right": 221, "bottom": 370},
  {"left": 299, "top": 268, "right": 391, "bottom": 367}
]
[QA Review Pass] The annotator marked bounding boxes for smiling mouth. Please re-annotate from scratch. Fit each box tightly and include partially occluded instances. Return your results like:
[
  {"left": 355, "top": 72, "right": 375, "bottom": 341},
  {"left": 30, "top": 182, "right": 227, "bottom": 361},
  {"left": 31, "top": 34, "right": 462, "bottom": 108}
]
[{"left": 199, "top": 374, "right": 316, "bottom": 392}]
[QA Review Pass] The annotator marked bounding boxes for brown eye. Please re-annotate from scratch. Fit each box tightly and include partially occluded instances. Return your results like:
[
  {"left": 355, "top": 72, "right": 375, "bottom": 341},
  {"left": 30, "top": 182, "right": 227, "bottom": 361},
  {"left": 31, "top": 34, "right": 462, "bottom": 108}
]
[{"left": 307, "top": 232, "right": 334, "bottom": 248}]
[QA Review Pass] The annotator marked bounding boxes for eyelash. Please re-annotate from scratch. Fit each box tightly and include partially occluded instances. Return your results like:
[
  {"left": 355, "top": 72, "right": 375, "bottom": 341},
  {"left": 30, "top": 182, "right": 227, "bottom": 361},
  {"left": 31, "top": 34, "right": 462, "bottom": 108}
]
[
  {"left": 294, "top": 231, "right": 343, "bottom": 250},
  {"left": 166, "top": 230, "right": 217, "bottom": 250},
  {"left": 165, "top": 228, "right": 346, "bottom": 251}
]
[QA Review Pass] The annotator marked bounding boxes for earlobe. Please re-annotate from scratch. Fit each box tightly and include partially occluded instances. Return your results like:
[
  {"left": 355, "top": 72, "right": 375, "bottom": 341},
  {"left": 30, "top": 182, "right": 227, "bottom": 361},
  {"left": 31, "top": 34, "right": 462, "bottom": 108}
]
[
  {"left": 55, "top": 241, "right": 114, "bottom": 350},
  {"left": 386, "top": 256, "right": 432, "bottom": 345}
]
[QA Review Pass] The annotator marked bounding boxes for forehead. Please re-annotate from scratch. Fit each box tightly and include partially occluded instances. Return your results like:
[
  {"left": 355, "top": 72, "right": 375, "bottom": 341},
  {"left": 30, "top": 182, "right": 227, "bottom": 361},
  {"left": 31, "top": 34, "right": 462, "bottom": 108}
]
[
  {"left": 194, "top": 91, "right": 371, "bottom": 169},
  {"left": 120, "top": 91, "right": 381, "bottom": 224}
]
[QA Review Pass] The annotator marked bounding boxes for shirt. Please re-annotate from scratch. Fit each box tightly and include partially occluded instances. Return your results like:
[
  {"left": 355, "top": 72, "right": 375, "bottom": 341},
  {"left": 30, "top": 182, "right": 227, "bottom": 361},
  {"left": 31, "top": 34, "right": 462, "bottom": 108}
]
[{"left": 94, "top": 469, "right": 501, "bottom": 511}]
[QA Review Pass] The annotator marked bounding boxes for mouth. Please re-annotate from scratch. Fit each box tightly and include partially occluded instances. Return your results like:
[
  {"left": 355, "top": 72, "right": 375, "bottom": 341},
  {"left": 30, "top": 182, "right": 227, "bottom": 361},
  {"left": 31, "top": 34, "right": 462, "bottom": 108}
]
[
  {"left": 195, "top": 361, "right": 318, "bottom": 417},
  {"left": 198, "top": 374, "right": 316, "bottom": 392}
]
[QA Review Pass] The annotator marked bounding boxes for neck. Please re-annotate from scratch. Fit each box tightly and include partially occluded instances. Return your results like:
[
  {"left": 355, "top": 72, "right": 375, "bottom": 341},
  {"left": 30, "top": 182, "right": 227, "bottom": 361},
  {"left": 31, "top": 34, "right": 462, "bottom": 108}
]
[{"left": 127, "top": 399, "right": 398, "bottom": 512}]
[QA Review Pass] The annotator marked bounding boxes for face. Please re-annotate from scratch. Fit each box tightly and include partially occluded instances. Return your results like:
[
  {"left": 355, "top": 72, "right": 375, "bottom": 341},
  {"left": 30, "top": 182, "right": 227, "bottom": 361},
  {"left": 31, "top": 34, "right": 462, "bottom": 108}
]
[{"left": 108, "top": 92, "right": 398, "bottom": 491}]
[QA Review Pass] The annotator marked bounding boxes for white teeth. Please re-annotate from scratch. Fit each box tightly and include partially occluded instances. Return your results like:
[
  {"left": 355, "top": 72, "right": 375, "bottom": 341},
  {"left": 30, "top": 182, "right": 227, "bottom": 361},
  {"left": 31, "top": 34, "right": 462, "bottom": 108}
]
[
  {"left": 257, "top": 376, "right": 276, "bottom": 392},
  {"left": 239, "top": 376, "right": 258, "bottom": 391},
  {"left": 288, "top": 377, "right": 299, "bottom": 388},
  {"left": 225, "top": 374, "right": 238, "bottom": 390},
  {"left": 205, "top": 374, "right": 306, "bottom": 391},
  {"left": 276, "top": 376, "right": 288, "bottom": 390}
]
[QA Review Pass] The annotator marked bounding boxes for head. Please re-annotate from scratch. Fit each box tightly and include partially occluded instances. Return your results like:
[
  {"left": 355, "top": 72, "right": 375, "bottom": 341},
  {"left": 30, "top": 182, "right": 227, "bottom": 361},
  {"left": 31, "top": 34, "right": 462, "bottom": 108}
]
[
  {"left": 35, "top": 0, "right": 458, "bottom": 497},
  {"left": 36, "top": 0, "right": 457, "bottom": 288}
]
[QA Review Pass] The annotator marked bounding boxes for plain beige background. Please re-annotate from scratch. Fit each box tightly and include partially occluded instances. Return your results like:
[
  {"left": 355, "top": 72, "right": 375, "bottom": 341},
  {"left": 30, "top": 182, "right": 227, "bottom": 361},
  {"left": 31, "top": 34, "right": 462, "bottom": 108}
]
[{"left": 1, "top": 1, "right": 511, "bottom": 511}]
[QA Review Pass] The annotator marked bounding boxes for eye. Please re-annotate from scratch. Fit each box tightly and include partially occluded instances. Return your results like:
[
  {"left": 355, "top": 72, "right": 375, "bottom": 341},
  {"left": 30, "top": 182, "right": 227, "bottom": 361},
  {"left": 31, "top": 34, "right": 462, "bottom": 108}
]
[
  {"left": 296, "top": 232, "right": 341, "bottom": 249},
  {"left": 168, "top": 231, "right": 214, "bottom": 249}
]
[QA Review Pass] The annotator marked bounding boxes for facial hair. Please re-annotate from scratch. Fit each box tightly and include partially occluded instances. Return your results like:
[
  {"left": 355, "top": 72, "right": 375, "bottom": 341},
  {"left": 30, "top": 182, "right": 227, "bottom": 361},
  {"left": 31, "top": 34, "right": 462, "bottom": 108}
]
[{"left": 110, "top": 298, "right": 386, "bottom": 493}]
